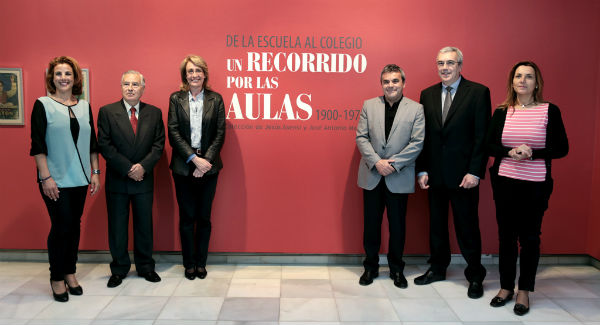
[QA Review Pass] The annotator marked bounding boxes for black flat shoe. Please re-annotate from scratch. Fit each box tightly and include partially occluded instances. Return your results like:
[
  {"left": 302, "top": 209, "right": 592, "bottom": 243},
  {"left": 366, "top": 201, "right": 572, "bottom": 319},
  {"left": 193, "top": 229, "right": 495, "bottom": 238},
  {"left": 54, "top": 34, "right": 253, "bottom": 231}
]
[
  {"left": 414, "top": 269, "right": 445, "bottom": 285},
  {"left": 185, "top": 269, "right": 196, "bottom": 280},
  {"left": 490, "top": 292, "right": 514, "bottom": 307},
  {"left": 514, "top": 303, "right": 530, "bottom": 316},
  {"left": 65, "top": 281, "right": 83, "bottom": 295},
  {"left": 139, "top": 271, "right": 161, "bottom": 283},
  {"left": 107, "top": 274, "right": 125, "bottom": 288},
  {"left": 50, "top": 280, "right": 68, "bottom": 302},
  {"left": 514, "top": 294, "right": 530, "bottom": 316},
  {"left": 390, "top": 272, "right": 408, "bottom": 289},
  {"left": 359, "top": 270, "right": 379, "bottom": 286},
  {"left": 196, "top": 267, "right": 207, "bottom": 279},
  {"left": 468, "top": 281, "right": 484, "bottom": 299}
]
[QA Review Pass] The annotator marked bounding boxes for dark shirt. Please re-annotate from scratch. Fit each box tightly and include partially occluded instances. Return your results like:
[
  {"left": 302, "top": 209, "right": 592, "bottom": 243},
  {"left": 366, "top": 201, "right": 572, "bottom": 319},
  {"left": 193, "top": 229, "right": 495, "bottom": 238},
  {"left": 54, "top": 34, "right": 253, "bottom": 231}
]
[{"left": 384, "top": 96, "right": 402, "bottom": 140}]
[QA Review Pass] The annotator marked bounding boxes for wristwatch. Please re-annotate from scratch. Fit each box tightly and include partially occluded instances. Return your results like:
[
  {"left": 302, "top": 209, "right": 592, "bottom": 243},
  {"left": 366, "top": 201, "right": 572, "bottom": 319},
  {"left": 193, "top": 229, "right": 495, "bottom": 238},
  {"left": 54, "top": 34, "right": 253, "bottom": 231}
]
[{"left": 92, "top": 169, "right": 101, "bottom": 175}]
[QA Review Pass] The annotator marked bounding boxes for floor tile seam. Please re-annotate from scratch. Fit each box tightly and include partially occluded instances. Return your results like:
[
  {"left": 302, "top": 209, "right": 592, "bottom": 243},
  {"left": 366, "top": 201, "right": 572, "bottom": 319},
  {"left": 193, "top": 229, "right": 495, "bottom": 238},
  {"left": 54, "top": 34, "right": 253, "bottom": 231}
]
[
  {"left": 27, "top": 296, "right": 109, "bottom": 322},
  {"left": 430, "top": 278, "right": 457, "bottom": 299},
  {"left": 154, "top": 294, "right": 178, "bottom": 321},
  {"left": 382, "top": 276, "right": 402, "bottom": 300},
  {"left": 279, "top": 297, "right": 341, "bottom": 323},
  {"left": 550, "top": 297, "right": 600, "bottom": 323},
  {"left": 88, "top": 292, "right": 118, "bottom": 323},
  {"left": 536, "top": 279, "right": 600, "bottom": 299},
  {"left": 210, "top": 294, "right": 227, "bottom": 323},
  {"left": 331, "top": 291, "right": 343, "bottom": 323},
  {"left": 0, "top": 304, "right": 44, "bottom": 322},
  {"left": 571, "top": 278, "right": 600, "bottom": 285},
  {"left": 23, "top": 289, "right": 57, "bottom": 321},
  {"left": 279, "top": 270, "right": 283, "bottom": 299},
  {"left": 375, "top": 296, "right": 403, "bottom": 322},
  {"left": 433, "top": 292, "right": 464, "bottom": 322}
]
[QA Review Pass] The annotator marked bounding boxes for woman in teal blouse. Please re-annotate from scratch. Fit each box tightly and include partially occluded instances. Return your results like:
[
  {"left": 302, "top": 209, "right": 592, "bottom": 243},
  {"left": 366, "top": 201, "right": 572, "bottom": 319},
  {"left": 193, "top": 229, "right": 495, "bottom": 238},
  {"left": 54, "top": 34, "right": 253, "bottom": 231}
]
[{"left": 30, "top": 56, "right": 101, "bottom": 302}]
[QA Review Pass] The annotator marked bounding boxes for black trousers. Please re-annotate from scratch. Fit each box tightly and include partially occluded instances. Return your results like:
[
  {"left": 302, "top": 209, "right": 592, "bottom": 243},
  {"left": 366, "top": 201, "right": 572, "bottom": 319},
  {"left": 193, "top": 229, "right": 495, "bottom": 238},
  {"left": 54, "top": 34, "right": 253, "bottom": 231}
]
[
  {"left": 493, "top": 175, "right": 550, "bottom": 292},
  {"left": 428, "top": 186, "right": 486, "bottom": 282},
  {"left": 173, "top": 172, "right": 219, "bottom": 269},
  {"left": 363, "top": 179, "right": 408, "bottom": 274},
  {"left": 39, "top": 184, "right": 87, "bottom": 281},
  {"left": 106, "top": 190, "right": 155, "bottom": 276}
]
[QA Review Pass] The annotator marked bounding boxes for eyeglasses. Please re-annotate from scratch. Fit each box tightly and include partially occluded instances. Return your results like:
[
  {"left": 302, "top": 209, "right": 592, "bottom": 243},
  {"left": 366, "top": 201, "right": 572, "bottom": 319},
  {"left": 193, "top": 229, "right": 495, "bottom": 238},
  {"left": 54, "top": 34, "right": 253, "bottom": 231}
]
[{"left": 437, "top": 60, "right": 459, "bottom": 67}]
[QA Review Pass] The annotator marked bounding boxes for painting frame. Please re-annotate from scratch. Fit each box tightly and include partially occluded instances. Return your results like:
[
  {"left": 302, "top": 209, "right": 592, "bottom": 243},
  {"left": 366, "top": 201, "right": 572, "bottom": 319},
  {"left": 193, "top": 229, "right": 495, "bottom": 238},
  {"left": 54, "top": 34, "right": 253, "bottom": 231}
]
[
  {"left": 0, "top": 68, "right": 25, "bottom": 125},
  {"left": 80, "top": 68, "right": 90, "bottom": 103}
]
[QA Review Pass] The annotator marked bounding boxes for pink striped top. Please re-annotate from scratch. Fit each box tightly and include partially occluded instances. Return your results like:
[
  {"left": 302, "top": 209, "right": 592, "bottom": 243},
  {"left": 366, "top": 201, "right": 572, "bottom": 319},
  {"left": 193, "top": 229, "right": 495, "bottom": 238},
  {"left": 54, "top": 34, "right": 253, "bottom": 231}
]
[{"left": 498, "top": 103, "right": 549, "bottom": 182}]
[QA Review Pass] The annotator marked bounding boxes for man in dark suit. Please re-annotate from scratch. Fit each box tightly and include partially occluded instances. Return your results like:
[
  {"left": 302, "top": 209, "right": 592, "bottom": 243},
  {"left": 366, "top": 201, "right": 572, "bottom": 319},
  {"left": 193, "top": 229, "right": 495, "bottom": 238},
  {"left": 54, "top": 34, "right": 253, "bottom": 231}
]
[
  {"left": 97, "top": 70, "right": 165, "bottom": 288},
  {"left": 356, "top": 64, "right": 425, "bottom": 288},
  {"left": 415, "top": 47, "right": 491, "bottom": 298}
]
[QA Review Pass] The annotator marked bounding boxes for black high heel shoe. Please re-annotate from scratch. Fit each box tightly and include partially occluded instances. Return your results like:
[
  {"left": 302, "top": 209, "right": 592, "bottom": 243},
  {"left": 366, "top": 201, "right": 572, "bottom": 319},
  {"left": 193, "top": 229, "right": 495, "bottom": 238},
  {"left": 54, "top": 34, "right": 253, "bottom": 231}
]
[
  {"left": 50, "top": 280, "right": 68, "bottom": 302},
  {"left": 65, "top": 280, "right": 83, "bottom": 295},
  {"left": 490, "top": 291, "right": 514, "bottom": 307}
]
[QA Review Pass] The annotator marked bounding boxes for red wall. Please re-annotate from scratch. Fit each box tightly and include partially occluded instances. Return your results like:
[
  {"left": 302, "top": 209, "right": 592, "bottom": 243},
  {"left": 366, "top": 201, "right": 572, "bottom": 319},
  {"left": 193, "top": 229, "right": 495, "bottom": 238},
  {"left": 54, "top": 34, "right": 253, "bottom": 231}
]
[
  {"left": 0, "top": 0, "right": 598, "bottom": 255},
  {"left": 589, "top": 45, "right": 600, "bottom": 261}
]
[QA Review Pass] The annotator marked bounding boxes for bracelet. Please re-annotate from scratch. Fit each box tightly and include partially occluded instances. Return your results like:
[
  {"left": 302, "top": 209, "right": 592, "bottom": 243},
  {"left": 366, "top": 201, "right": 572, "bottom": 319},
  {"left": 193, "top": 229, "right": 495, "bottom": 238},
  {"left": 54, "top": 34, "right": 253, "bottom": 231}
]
[
  {"left": 39, "top": 175, "right": 52, "bottom": 183},
  {"left": 92, "top": 169, "right": 101, "bottom": 175}
]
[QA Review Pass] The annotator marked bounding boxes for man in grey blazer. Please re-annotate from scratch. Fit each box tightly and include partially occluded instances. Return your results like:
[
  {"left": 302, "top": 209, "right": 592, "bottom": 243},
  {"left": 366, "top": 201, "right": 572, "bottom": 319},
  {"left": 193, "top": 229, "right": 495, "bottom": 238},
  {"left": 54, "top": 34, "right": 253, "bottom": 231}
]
[
  {"left": 356, "top": 64, "right": 425, "bottom": 288},
  {"left": 97, "top": 70, "right": 165, "bottom": 287}
]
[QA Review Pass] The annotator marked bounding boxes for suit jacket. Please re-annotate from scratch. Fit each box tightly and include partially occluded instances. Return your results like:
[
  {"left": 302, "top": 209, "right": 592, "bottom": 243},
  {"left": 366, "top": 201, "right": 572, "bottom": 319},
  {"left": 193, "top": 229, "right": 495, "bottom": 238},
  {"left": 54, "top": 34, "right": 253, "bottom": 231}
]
[
  {"left": 356, "top": 96, "right": 425, "bottom": 193},
  {"left": 168, "top": 90, "right": 226, "bottom": 176},
  {"left": 97, "top": 100, "right": 165, "bottom": 194},
  {"left": 416, "top": 77, "right": 491, "bottom": 188}
]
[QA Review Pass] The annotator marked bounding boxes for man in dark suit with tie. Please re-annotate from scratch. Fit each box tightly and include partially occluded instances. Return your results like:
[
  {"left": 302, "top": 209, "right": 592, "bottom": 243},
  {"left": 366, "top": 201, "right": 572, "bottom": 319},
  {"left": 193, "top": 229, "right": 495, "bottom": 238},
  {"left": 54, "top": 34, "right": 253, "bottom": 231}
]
[
  {"left": 97, "top": 70, "right": 165, "bottom": 288},
  {"left": 414, "top": 47, "right": 491, "bottom": 298},
  {"left": 356, "top": 64, "right": 425, "bottom": 288}
]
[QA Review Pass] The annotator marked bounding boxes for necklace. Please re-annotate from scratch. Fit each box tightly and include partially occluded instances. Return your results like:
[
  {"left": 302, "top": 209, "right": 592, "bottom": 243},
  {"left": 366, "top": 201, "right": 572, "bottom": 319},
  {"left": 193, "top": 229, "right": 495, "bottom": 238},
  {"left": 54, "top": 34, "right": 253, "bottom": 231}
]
[{"left": 517, "top": 100, "right": 536, "bottom": 108}]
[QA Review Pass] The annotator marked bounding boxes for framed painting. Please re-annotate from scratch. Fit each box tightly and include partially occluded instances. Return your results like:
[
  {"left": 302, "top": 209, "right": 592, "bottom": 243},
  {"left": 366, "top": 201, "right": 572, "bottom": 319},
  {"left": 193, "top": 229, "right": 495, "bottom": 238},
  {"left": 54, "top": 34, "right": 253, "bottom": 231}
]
[
  {"left": 0, "top": 68, "right": 24, "bottom": 125},
  {"left": 79, "top": 68, "right": 90, "bottom": 102}
]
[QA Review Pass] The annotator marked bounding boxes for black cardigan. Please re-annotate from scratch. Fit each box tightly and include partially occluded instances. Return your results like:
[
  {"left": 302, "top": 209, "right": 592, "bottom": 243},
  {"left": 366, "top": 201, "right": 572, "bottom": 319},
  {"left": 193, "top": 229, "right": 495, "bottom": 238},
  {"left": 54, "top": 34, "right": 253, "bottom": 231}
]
[{"left": 485, "top": 103, "right": 569, "bottom": 181}]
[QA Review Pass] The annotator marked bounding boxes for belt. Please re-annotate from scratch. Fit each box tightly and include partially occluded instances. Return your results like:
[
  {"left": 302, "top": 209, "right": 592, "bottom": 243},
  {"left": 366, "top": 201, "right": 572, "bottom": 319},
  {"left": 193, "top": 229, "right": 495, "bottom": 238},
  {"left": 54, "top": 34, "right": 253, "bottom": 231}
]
[{"left": 192, "top": 148, "right": 202, "bottom": 155}]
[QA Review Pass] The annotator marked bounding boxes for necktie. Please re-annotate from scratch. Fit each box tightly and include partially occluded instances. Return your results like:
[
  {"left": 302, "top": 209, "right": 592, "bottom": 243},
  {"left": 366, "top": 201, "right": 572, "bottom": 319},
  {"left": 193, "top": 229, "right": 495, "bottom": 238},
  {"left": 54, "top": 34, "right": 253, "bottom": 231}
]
[
  {"left": 130, "top": 107, "right": 137, "bottom": 134},
  {"left": 442, "top": 86, "right": 453, "bottom": 125}
]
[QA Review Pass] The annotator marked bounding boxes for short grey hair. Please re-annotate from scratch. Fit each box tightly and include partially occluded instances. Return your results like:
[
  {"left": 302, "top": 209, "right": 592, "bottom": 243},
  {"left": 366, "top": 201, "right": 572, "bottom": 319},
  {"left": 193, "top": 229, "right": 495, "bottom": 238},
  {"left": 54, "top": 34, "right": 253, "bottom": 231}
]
[
  {"left": 438, "top": 46, "right": 463, "bottom": 65},
  {"left": 380, "top": 64, "right": 406, "bottom": 82},
  {"left": 121, "top": 70, "right": 145, "bottom": 87}
]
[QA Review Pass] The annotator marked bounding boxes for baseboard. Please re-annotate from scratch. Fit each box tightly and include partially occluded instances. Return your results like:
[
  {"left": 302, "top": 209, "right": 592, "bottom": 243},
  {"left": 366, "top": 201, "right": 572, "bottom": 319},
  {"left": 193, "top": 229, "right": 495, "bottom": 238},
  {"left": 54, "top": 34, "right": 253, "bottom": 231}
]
[{"left": 0, "top": 250, "right": 597, "bottom": 268}]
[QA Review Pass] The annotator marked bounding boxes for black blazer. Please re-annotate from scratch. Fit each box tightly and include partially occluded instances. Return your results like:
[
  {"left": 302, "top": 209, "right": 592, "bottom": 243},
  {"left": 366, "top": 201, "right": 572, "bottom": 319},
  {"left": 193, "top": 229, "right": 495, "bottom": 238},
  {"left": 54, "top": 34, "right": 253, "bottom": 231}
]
[
  {"left": 168, "top": 89, "right": 226, "bottom": 176},
  {"left": 97, "top": 100, "right": 165, "bottom": 194},
  {"left": 416, "top": 77, "right": 491, "bottom": 188}
]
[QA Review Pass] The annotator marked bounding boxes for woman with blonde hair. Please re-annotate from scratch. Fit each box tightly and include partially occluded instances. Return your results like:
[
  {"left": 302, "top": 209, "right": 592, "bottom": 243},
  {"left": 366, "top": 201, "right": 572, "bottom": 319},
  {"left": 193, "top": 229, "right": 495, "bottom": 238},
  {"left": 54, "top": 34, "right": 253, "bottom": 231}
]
[{"left": 168, "top": 55, "right": 226, "bottom": 280}]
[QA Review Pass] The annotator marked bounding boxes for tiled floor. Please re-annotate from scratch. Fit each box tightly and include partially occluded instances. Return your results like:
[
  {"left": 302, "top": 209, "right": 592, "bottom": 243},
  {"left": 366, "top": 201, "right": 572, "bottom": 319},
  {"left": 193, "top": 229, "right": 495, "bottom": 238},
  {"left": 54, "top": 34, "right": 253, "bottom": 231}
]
[{"left": 1, "top": 262, "right": 599, "bottom": 324}]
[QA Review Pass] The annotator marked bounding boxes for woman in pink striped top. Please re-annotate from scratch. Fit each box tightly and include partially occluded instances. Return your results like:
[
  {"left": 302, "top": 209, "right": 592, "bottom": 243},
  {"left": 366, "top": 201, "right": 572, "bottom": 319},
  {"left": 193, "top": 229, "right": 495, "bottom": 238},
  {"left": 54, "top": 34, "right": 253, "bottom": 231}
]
[{"left": 486, "top": 61, "right": 568, "bottom": 315}]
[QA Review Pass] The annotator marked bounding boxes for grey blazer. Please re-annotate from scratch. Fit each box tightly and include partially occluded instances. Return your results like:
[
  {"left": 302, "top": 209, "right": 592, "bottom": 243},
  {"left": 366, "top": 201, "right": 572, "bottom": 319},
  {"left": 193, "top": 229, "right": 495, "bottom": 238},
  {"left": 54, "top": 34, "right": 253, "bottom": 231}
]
[{"left": 356, "top": 96, "right": 425, "bottom": 193}]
